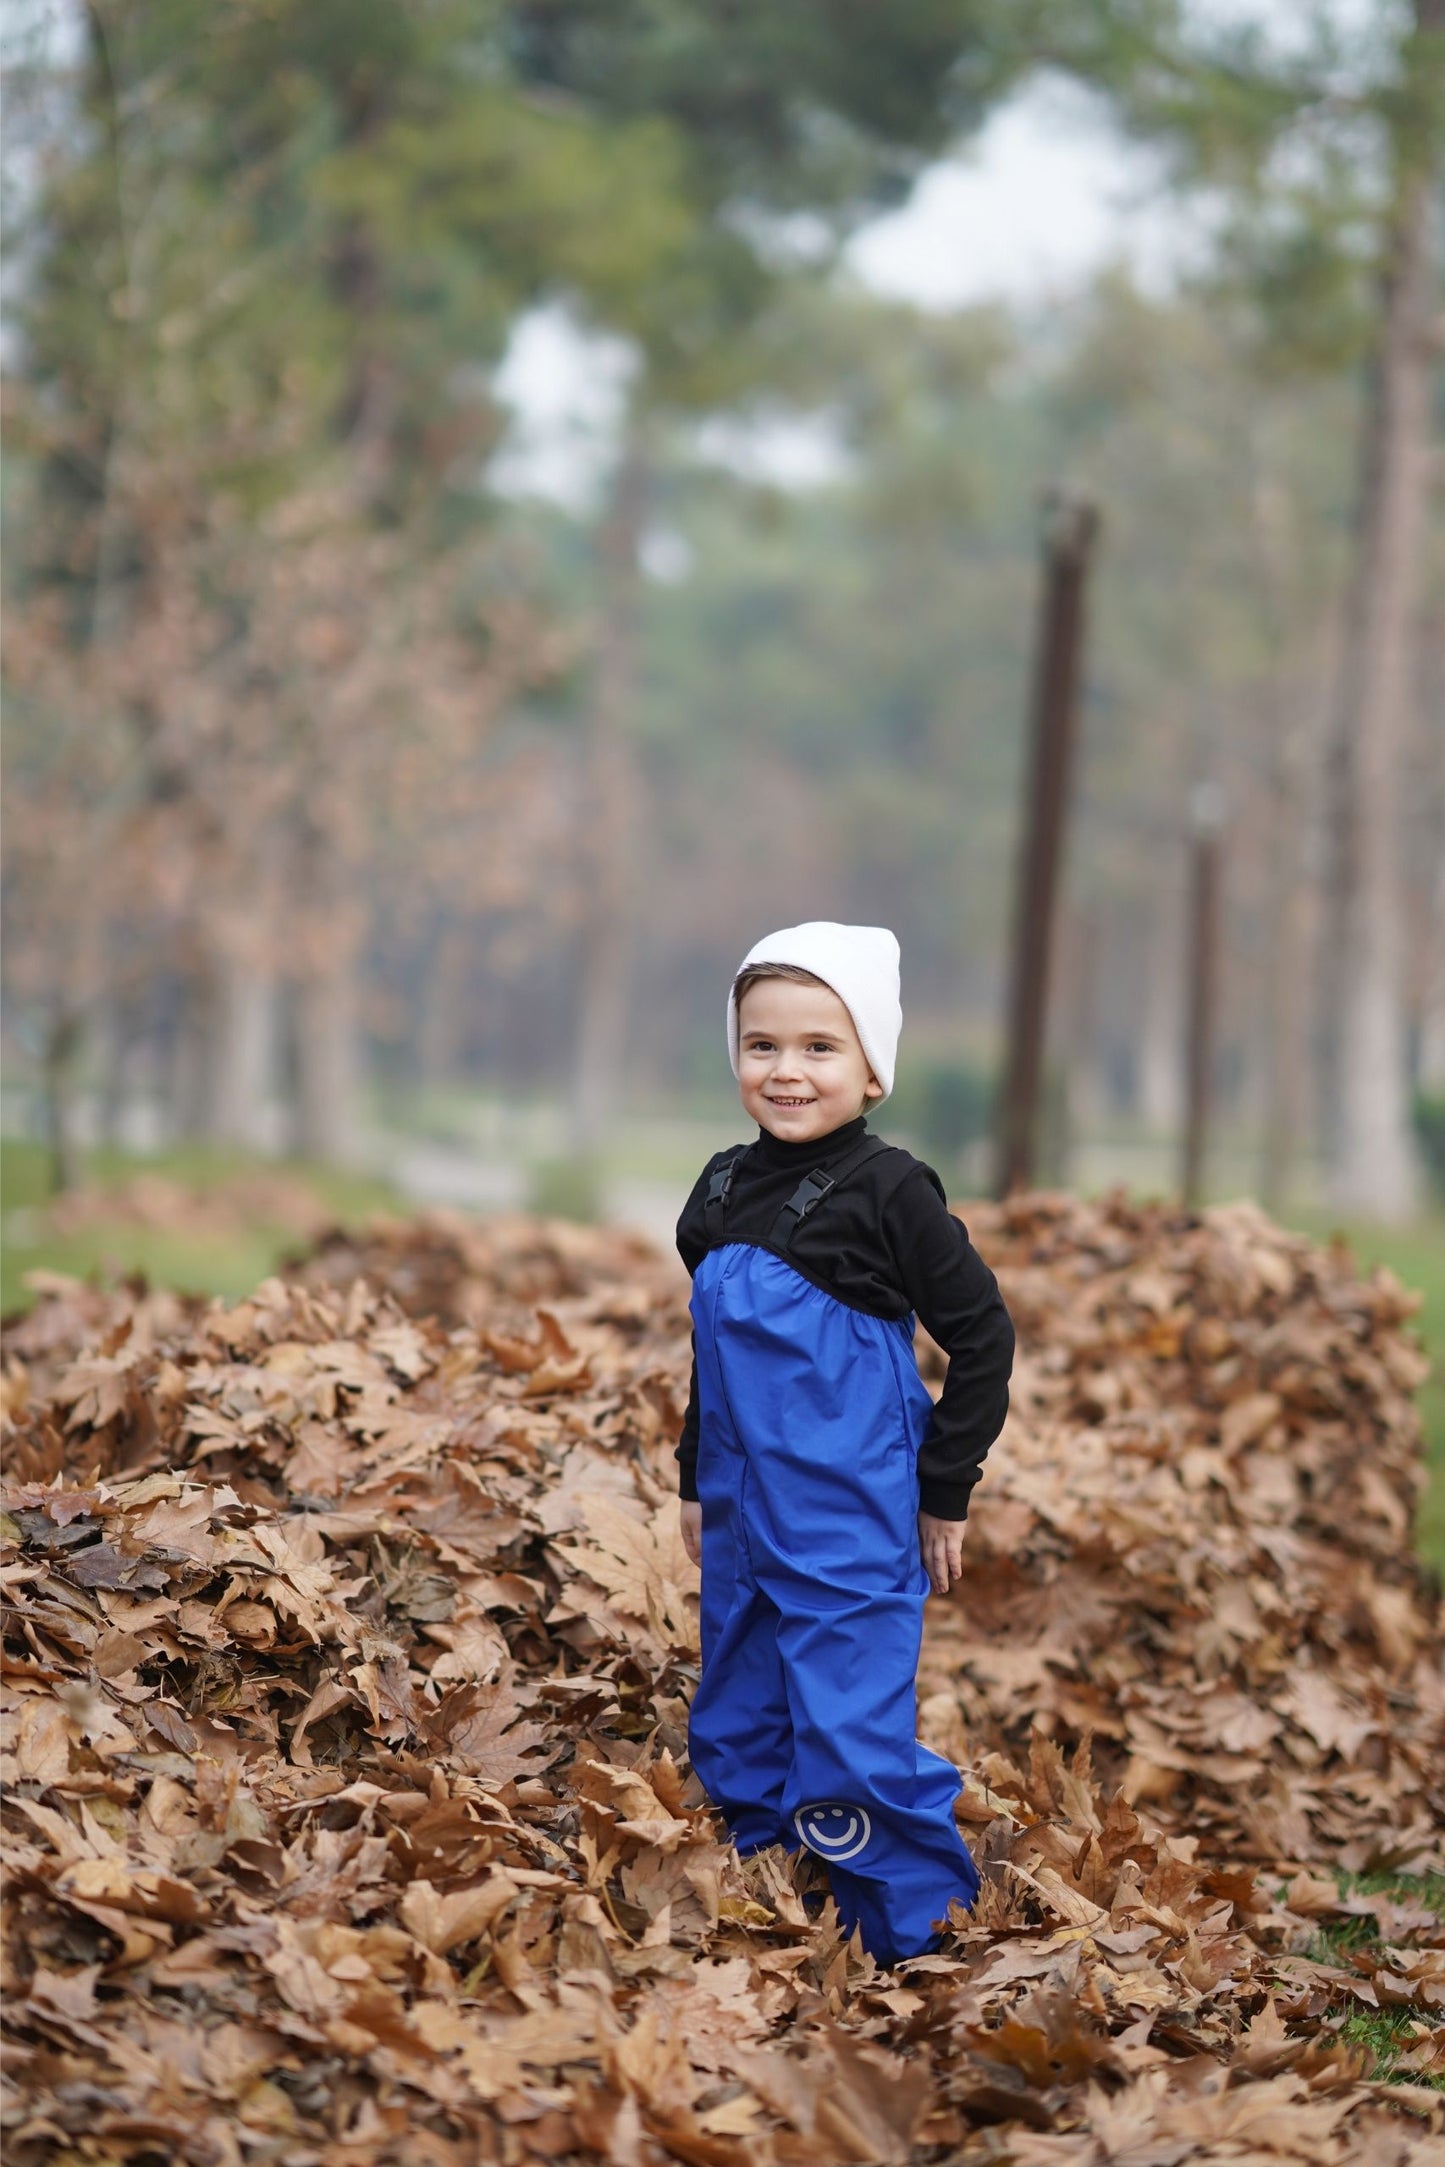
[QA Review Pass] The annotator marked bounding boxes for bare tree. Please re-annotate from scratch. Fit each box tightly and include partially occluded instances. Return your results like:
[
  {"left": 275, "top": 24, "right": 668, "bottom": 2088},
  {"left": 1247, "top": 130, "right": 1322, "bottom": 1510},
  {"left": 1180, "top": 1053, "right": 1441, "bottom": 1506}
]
[
  {"left": 1322, "top": 0, "right": 1441, "bottom": 1219},
  {"left": 569, "top": 421, "right": 648, "bottom": 1161}
]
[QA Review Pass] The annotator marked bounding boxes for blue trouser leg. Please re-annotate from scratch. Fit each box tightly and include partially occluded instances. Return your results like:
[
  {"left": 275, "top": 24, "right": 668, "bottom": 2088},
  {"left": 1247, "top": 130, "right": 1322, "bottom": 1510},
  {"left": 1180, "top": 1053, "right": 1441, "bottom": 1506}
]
[
  {"left": 689, "top": 1278, "right": 792, "bottom": 1852},
  {"left": 771, "top": 1584, "right": 979, "bottom": 1960},
  {"left": 687, "top": 1243, "right": 981, "bottom": 1963},
  {"left": 689, "top": 1570, "right": 792, "bottom": 1854}
]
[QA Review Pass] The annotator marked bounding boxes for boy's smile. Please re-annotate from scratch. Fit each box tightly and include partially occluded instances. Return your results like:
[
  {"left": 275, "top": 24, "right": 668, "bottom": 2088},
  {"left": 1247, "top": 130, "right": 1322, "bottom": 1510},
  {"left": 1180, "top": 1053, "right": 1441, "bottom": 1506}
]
[{"left": 736, "top": 978, "right": 883, "bottom": 1144}]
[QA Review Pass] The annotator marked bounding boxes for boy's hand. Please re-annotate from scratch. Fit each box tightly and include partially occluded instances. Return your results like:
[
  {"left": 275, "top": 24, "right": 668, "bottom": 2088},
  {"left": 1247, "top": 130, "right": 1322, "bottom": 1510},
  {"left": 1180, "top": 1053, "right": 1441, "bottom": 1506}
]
[
  {"left": 680, "top": 1501, "right": 703, "bottom": 1568},
  {"left": 918, "top": 1511, "right": 965, "bottom": 1595}
]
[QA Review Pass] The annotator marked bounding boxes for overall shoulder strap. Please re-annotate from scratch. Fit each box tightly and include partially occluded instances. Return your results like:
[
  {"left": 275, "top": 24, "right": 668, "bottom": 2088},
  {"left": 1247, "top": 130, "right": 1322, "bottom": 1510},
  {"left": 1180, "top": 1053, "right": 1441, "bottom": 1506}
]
[
  {"left": 702, "top": 1147, "right": 750, "bottom": 1240},
  {"left": 768, "top": 1133, "right": 894, "bottom": 1250}
]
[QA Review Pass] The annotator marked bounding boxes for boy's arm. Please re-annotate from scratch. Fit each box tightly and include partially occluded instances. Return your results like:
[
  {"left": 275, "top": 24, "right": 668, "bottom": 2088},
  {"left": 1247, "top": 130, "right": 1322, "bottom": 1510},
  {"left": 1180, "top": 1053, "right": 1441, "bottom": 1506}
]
[
  {"left": 675, "top": 1330, "right": 701, "bottom": 1502},
  {"left": 672, "top": 1147, "right": 738, "bottom": 1503},
  {"left": 882, "top": 1165, "right": 1015, "bottom": 1521}
]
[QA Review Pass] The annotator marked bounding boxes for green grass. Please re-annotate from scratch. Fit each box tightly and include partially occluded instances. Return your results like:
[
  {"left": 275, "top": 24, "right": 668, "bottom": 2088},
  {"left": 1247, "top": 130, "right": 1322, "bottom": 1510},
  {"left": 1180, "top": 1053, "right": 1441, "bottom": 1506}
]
[
  {"left": 1295, "top": 1872, "right": 1445, "bottom": 2087},
  {"left": 1284, "top": 1210, "right": 1445, "bottom": 1574},
  {"left": 1, "top": 1138, "right": 404, "bottom": 1315}
]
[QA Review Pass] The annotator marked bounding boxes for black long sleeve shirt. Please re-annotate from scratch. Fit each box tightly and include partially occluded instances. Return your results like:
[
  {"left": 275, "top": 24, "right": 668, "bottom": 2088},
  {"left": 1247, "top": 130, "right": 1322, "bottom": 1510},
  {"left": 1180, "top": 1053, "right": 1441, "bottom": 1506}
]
[{"left": 674, "top": 1113, "right": 1015, "bottom": 1520}]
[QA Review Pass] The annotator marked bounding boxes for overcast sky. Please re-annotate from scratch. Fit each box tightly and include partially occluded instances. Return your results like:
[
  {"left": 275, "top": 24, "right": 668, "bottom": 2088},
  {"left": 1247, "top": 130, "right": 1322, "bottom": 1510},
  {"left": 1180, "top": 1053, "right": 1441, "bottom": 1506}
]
[
  {"left": 492, "top": 74, "right": 1189, "bottom": 509},
  {"left": 845, "top": 75, "right": 1184, "bottom": 312},
  {"left": 492, "top": 0, "right": 1399, "bottom": 507}
]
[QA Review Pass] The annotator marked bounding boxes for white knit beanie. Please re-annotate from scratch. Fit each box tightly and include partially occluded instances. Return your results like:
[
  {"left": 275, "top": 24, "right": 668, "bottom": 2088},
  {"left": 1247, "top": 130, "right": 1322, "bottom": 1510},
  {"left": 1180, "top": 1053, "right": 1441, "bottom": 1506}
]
[{"left": 726, "top": 921, "right": 903, "bottom": 1102}]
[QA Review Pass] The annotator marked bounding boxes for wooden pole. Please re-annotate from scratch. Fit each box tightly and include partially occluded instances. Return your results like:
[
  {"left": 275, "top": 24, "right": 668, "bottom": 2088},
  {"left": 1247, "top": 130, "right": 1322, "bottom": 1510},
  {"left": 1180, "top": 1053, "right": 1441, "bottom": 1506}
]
[
  {"left": 1182, "top": 783, "right": 1226, "bottom": 1208},
  {"left": 995, "top": 490, "right": 1100, "bottom": 1198}
]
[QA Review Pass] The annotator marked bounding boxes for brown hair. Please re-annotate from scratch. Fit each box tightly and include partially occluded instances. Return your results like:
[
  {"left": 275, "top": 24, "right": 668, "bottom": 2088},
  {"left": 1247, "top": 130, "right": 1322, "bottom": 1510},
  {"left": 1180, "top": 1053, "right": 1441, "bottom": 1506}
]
[{"left": 732, "top": 962, "right": 831, "bottom": 1014}]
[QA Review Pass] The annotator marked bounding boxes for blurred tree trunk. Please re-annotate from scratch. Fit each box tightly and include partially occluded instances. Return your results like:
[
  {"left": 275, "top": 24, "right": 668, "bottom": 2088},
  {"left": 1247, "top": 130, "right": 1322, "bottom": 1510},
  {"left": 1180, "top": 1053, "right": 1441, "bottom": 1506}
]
[
  {"left": 1248, "top": 467, "right": 1320, "bottom": 1217},
  {"left": 278, "top": 101, "right": 392, "bottom": 1170},
  {"left": 1258, "top": 741, "right": 1315, "bottom": 1215},
  {"left": 1252, "top": 741, "right": 1318, "bottom": 1214},
  {"left": 1322, "top": 87, "right": 1439, "bottom": 1219},
  {"left": 42, "top": 1005, "right": 86, "bottom": 1195},
  {"left": 570, "top": 420, "right": 647, "bottom": 1160},
  {"left": 1058, "top": 903, "right": 1103, "bottom": 1139},
  {"left": 1137, "top": 901, "right": 1184, "bottom": 1135},
  {"left": 204, "top": 946, "right": 277, "bottom": 1152},
  {"left": 93, "top": 991, "right": 130, "bottom": 1147},
  {"left": 293, "top": 962, "right": 361, "bottom": 1165},
  {"left": 291, "top": 817, "right": 364, "bottom": 1165},
  {"left": 418, "top": 920, "right": 474, "bottom": 1090},
  {"left": 1417, "top": 850, "right": 1445, "bottom": 1094},
  {"left": 167, "top": 968, "right": 209, "bottom": 1141}
]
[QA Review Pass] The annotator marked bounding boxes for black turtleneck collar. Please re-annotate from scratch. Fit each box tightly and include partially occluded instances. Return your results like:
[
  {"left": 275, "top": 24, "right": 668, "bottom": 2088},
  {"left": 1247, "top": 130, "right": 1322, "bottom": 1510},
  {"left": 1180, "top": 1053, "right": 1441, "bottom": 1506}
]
[{"left": 751, "top": 1112, "right": 869, "bottom": 1169}]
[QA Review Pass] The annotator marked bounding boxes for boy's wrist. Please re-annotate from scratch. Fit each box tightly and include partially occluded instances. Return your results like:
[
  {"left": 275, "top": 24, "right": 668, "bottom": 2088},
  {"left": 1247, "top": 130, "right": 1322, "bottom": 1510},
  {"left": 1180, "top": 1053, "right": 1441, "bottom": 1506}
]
[{"left": 917, "top": 1477, "right": 972, "bottom": 1521}]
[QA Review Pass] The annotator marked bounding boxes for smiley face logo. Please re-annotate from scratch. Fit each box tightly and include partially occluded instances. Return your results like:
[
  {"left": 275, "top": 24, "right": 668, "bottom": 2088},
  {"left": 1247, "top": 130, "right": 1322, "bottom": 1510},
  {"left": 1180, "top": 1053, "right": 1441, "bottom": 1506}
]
[{"left": 794, "top": 1801, "right": 872, "bottom": 1863}]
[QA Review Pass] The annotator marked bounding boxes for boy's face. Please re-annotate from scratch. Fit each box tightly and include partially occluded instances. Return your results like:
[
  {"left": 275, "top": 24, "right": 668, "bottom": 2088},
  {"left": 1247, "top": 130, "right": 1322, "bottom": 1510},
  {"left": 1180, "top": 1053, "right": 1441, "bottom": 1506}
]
[{"left": 736, "top": 978, "right": 883, "bottom": 1144}]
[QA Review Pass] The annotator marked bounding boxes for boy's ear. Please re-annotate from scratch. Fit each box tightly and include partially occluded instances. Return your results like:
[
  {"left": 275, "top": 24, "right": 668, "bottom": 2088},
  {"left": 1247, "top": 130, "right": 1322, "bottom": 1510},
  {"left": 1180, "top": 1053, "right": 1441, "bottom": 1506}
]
[{"left": 864, "top": 1073, "right": 884, "bottom": 1102}]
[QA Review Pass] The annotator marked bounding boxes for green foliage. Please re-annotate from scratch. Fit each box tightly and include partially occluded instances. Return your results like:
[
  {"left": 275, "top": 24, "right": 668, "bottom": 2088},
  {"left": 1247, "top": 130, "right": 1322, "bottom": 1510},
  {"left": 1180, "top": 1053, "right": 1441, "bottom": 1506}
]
[
  {"left": 0, "top": 1138, "right": 60, "bottom": 1216},
  {"left": 1299, "top": 1871, "right": 1445, "bottom": 2088},
  {"left": 315, "top": 92, "right": 701, "bottom": 342},
  {"left": 619, "top": 268, "right": 1364, "bottom": 1111},
  {"left": 0, "top": 1138, "right": 403, "bottom": 1316},
  {"left": 527, "top": 1153, "right": 606, "bottom": 1223},
  {"left": 496, "top": 0, "right": 1029, "bottom": 401},
  {"left": 887, "top": 1053, "right": 994, "bottom": 1162},
  {"left": 506, "top": 0, "right": 1023, "bottom": 209},
  {"left": 1056, "top": 0, "right": 1445, "bottom": 378},
  {"left": 1412, "top": 1092, "right": 1445, "bottom": 1203},
  {"left": 1286, "top": 1206, "right": 1445, "bottom": 1574}
]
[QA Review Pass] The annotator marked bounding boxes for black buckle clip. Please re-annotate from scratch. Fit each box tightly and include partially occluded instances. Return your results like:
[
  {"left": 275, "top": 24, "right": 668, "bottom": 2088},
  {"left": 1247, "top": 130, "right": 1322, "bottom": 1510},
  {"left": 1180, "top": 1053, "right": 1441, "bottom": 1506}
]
[
  {"left": 783, "top": 1169, "right": 834, "bottom": 1222},
  {"left": 707, "top": 1161, "right": 736, "bottom": 1206},
  {"left": 704, "top": 1153, "right": 742, "bottom": 1234}
]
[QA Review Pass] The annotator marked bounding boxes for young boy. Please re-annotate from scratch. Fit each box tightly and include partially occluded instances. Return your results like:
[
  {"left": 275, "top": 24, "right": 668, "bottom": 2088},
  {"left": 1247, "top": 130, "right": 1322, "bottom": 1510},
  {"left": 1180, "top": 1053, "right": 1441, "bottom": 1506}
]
[{"left": 675, "top": 920, "right": 1015, "bottom": 1964}]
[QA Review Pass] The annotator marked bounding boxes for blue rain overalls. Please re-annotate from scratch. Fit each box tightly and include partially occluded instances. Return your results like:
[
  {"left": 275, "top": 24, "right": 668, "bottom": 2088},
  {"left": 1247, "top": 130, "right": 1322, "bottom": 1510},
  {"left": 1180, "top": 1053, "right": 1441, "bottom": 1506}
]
[{"left": 687, "top": 1136, "right": 981, "bottom": 1963}]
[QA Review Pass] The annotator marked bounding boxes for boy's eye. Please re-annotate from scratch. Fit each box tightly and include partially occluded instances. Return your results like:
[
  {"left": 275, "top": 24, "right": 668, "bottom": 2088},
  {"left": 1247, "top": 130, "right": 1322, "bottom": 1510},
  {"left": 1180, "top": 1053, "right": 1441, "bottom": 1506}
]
[{"left": 744, "top": 1039, "right": 836, "bottom": 1054}]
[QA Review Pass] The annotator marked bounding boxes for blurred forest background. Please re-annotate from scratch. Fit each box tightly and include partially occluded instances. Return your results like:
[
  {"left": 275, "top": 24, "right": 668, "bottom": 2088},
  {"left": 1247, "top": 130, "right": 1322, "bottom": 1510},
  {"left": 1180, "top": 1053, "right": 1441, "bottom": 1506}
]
[{"left": 2, "top": 0, "right": 1442, "bottom": 1358}]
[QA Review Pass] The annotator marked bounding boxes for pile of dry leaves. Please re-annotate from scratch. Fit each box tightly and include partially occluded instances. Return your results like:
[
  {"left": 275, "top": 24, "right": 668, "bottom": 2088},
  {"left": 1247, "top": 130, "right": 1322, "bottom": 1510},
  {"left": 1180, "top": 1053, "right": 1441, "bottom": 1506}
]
[{"left": 2, "top": 1191, "right": 1442, "bottom": 2165}]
